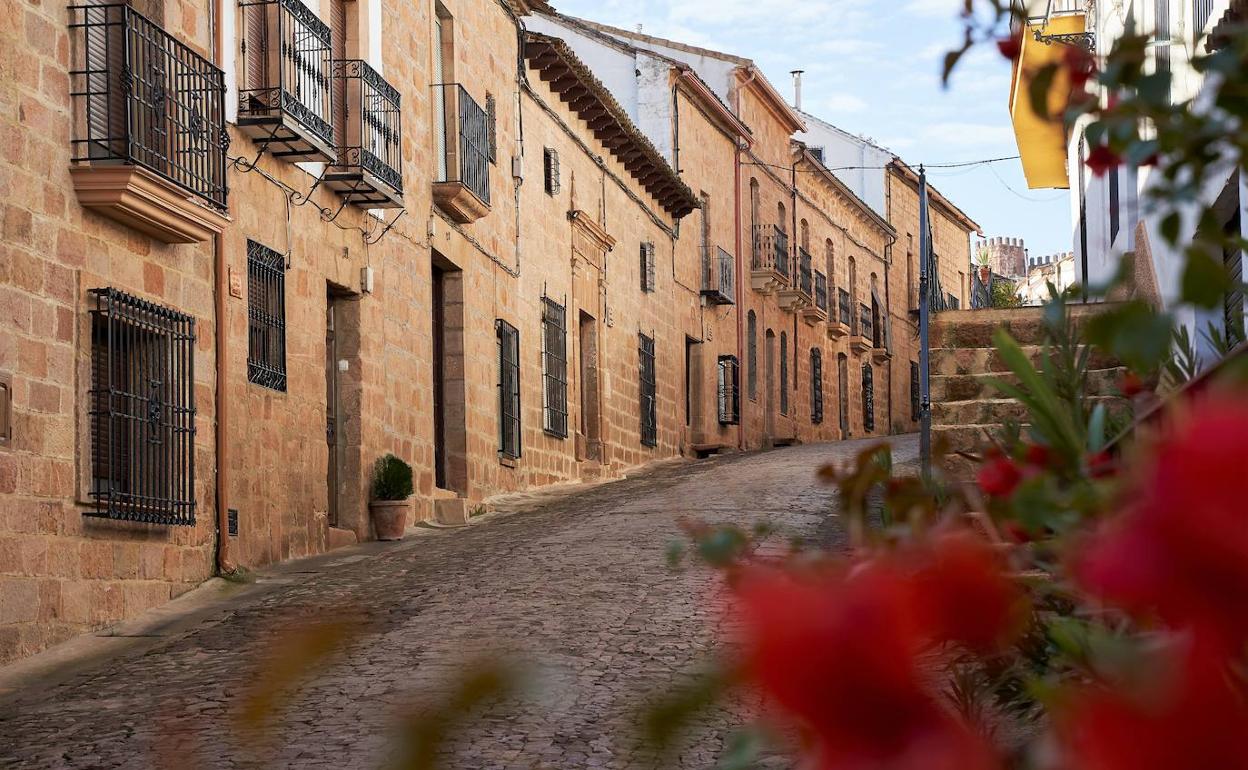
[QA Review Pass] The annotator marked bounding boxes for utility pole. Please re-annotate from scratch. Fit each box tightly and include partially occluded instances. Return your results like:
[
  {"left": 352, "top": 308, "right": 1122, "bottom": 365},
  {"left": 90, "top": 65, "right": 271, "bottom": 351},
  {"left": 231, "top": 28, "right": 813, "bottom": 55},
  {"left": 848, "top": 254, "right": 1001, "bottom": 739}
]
[{"left": 918, "top": 165, "right": 932, "bottom": 482}]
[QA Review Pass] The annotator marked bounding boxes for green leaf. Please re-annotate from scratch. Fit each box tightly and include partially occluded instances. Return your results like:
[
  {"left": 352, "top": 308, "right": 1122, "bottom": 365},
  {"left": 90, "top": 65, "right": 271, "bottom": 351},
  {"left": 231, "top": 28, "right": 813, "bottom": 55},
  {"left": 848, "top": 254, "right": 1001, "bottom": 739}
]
[
  {"left": 1088, "top": 403, "right": 1107, "bottom": 453},
  {"left": 1028, "top": 64, "right": 1059, "bottom": 120},
  {"left": 1160, "top": 211, "right": 1181, "bottom": 245},
  {"left": 1181, "top": 247, "right": 1232, "bottom": 308},
  {"left": 1083, "top": 302, "right": 1174, "bottom": 375}
]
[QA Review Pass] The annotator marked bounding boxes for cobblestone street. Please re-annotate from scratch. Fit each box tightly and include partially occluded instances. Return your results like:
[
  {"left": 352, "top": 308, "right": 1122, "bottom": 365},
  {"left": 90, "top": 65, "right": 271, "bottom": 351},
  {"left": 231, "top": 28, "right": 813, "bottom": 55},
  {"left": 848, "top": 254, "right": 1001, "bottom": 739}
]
[{"left": 0, "top": 437, "right": 916, "bottom": 770}]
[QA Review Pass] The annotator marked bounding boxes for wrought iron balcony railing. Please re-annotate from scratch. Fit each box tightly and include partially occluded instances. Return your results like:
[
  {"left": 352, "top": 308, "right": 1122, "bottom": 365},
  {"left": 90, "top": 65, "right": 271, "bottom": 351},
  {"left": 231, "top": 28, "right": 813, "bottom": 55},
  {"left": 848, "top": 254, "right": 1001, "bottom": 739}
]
[
  {"left": 701, "top": 245, "right": 735, "bottom": 305},
  {"left": 860, "top": 303, "right": 874, "bottom": 342},
  {"left": 1195, "top": 0, "right": 1218, "bottom": 34},
  {"left": 237, "top": 0, "right": 336, "bottom": 161},
  {"left": 325, "top": 60, "right": 402, "bottom": 208},
  {"left": 433, "top": 83, "right": 491, "bottom": 209},
  {"left": 750, "top": 224, "right": 791, "bottom": 279},
  {"left": 838, "top": 289, "right": 852, "bottom": 327},
  {"left": 69, "top": 3, "right": 228, "bottom": 209},
  {"left": 815, "top": 271, "right": 828, "bottom": 313},
  {"left": 798, "top": 247, "right": 813, "bottom": 297}
]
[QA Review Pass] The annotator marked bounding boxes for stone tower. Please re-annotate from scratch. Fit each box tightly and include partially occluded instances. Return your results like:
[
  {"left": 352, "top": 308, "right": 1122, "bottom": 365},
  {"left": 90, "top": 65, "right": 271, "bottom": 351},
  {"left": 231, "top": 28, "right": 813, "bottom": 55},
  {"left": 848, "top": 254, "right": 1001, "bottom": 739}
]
[{"left": 975, "top": 237, "right": 1028, "bottom": 279}]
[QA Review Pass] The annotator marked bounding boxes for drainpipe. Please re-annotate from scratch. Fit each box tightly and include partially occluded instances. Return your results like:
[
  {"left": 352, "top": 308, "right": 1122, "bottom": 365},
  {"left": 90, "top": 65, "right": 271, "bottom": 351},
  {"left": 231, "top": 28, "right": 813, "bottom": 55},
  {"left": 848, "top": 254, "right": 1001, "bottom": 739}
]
[
  {"left": 734, "top": 141, "right": 745, "bottom": 451},
  {"left": 211, "top": 0, "right": 235, "bottom": 575}
]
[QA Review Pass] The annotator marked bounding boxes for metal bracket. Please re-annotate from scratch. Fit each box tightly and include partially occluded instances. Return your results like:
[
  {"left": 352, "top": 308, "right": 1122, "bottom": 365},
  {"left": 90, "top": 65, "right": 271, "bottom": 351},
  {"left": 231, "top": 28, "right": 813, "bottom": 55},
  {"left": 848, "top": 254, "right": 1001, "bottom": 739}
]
[{"left": 1033, "top": 29, "right": 1096, "bottom": 51}]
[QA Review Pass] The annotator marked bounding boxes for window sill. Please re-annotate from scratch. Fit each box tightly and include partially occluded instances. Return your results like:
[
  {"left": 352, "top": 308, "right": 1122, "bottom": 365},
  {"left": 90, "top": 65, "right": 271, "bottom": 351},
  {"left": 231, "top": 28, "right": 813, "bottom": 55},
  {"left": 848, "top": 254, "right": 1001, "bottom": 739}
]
[
  {"left": 498, "top": 454, "right": 518, "bottom": 469},
  {"left": 433, "top": 181, "right": 490, "bottom": 224}
]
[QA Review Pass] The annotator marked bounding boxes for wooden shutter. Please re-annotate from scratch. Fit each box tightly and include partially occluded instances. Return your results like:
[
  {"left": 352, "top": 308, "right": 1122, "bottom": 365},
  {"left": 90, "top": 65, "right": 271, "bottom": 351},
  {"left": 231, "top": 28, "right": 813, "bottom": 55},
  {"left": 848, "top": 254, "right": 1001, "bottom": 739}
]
[
  {"left": 330, "top": 0, "right": 348, "bottom": 153},
  {"left": 242, "top": 0, "right": 268, "bottom": 94}
]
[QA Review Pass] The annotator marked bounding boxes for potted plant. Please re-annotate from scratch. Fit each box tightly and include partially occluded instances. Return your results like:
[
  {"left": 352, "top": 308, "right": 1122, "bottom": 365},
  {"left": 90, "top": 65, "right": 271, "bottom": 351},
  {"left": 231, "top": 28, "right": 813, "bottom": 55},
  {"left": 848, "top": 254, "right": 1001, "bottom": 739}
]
[{"left": 369, "top": 453, "right": 413, "bottom": 541}]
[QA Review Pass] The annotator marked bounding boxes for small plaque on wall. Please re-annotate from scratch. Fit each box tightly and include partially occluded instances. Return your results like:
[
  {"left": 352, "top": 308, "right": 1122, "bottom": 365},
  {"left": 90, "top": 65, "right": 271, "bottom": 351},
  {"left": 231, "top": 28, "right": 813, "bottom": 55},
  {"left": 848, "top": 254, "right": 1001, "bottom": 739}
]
[{"left": 228, "top": 266, "right": 244, "bottom": 299}]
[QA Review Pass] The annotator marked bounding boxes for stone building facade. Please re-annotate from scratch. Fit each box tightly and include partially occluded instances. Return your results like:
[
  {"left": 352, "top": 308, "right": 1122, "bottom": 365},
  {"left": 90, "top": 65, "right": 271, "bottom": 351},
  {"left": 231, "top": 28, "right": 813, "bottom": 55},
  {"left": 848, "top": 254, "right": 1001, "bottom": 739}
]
[{"left": 0, "top": 0, "right": 980, "bottom": 664}]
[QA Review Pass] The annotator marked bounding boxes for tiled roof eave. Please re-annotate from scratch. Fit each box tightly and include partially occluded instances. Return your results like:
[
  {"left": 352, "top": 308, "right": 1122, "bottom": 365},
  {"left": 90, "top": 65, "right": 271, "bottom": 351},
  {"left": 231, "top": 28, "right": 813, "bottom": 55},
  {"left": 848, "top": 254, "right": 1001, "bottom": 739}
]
[{"left": 524, "top": 32, "right": 699, "bottom": 219}]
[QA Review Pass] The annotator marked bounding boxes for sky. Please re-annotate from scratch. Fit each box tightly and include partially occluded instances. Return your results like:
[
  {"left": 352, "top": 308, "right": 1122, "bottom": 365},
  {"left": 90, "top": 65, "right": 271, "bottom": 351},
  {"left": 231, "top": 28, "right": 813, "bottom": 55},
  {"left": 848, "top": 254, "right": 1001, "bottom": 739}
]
[{"left": 547, "top": 0, "right": 1075, "bottom": 259}]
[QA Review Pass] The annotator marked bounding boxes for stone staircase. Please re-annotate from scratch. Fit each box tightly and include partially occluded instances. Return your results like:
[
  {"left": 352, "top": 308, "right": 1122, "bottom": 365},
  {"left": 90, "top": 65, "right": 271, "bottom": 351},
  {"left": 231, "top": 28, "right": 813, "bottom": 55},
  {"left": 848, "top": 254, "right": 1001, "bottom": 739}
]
[{"left": 930, "top": 306, "right": 1126, "bottom": 476}]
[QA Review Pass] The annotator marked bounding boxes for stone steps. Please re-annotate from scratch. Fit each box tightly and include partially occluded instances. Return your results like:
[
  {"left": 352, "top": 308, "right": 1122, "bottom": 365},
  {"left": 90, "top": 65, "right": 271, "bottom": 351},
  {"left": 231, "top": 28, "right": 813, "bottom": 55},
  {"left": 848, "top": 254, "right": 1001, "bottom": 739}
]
[
  {"left": 932, "top": 345, "right": 1121, "bottom": 377},
  {"left": 932, "top": 395, "right": 1124, "bottom": 427},
  {"left": 930, "top": 366, "right": 1125, "bottom": 402}
]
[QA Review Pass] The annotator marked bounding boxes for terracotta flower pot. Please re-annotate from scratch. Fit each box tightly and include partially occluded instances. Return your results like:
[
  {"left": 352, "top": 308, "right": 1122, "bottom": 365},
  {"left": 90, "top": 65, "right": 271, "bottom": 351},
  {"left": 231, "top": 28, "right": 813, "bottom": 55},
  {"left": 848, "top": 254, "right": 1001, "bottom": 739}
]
[{"left": 369, "top": 499, "right": 409, "bottom": 541}]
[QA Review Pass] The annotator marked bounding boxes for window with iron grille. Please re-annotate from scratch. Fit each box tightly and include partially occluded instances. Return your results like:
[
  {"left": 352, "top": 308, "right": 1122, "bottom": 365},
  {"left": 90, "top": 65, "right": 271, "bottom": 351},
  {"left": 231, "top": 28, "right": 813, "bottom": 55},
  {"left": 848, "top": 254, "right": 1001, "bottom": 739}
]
[
  {"left": 247, "top": 240, "right": 287, "bottom": 391},
  {"left": 88, "top": 288, "right": 196, "bottom": 526},
  {"left": 541, "top": 297, "right": 568, "bottom": 438},
  {"left": 746, "top": 311, "right": 758, "bottom": 401},
  {"left": 543, "top": 148, "right": 560, "bottom": 195},
  {"left": 810, "top": 348, "right": 823, "bottom": 425},
  {"left": 862, "top": 361, "right": 875, "bottom": 433},
  {"left": 497, "top": 320, "right": 521, "bottom": 459},
  {"left": 639, "top": 333, "right": 657, "bottom": 447},
  {"left": 717, "top": 356, "right": 740, "bottom": 425},
  {"left": 779, "top": 331, "right": 789, "bottom": 416},
  {"left": 640, "top": 242, "right": 657, "bottom": 293},
  {"left": 911, "top": 360, "right": 921, "bottom": 422}
]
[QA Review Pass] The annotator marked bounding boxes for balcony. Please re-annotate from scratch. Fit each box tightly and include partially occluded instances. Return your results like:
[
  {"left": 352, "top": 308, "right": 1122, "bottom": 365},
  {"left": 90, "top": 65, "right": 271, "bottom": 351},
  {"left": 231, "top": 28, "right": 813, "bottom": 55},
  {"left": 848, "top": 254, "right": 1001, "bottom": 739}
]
[
  {"left": 237, "top": 0, "right": 336, "bottom": 162},
  {"left": 432, "top": 83, "right": 491, "bottom": 223},
  {"left": 750, "top": 224, "right": 790, "bottom": 294},
  {"left": 802, "top": 269, "right": 829, "bottom": 325},
  {"left": 701, "top": 246, "right": 735, "bottom": 305},
  {"left": 778, "top": 245, "right": 811, "bottom": 312},
  {"left": 68, "top": 3, "right": 229, "bottom": 243},
  {"left": 324, "top": 60, "right": 403, "bottom": 208},
  {"left": 850, "top": 302, "right": 873, "bottom": 354},
  {"left": 828, "top": 288, "right": 851, "bottom": 339},
  {"left": 1008, "top": 1, "right": 1089, "bottom": 189}
]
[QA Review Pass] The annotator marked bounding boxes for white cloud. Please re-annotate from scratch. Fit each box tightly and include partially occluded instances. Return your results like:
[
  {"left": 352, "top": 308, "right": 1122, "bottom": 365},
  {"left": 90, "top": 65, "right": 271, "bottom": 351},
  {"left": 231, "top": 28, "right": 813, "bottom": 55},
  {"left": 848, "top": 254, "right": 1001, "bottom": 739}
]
[
  {"left": 813, "top": 93, "right": 869, "bottom": 114},
  {"left": 921, "top": 121, "right": 1015, "bottom": 147},
  {"left": 903, "top": 0, "right": 965, "bottom": 18}
]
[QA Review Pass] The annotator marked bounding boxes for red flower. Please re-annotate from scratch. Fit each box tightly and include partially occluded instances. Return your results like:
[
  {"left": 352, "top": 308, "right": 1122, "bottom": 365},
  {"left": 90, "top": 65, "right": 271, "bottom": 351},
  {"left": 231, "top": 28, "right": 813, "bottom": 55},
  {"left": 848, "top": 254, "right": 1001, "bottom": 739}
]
[
  {"left": 1063, "top": 45, "right": 1097, "bottom": 88},
  {"left": 1074, "top": 396, "right": 1248, "bottom": 653},
  {"left": 912, "top": 531, "right": 1030, "bottom": 653},
  {"left": 735, "top": 565, "right": 998, "bottom": 770},
  {"left": 978, "top": 456, "right": 1022, "bottom": 497},
  {"left": 1059, "top": 641, "right": 1248, "bottom": 770},
  {"left": 1024, "top": 443, "right": 1054, "bottom": 469},
  {"left": 1087, "top": 450, "right": 1116, "bottom": 478},
  {"left": 1120, "top": 371, "right": 1145, "bottom": 398},
  {"left": 1085, "top": 146, "right": 1122, "bottom": 177},
  {"left": 996, "top": 33, "right": 1022, "bottom": 61}
]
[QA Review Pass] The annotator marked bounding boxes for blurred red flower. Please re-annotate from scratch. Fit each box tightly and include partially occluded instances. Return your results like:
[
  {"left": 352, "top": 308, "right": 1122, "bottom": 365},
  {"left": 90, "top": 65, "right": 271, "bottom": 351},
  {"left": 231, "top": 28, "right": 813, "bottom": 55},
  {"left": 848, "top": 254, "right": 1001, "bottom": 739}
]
[
  {"left": 996, "top": 33, "right": 1022, "bottom": 61},
  {"left": 735, "top": 564, "right": 998, "bottom": 770},
  {"left": 1120, "top": 371, "right": 1145, "bottom": 397},
  {"left": 1060, "top": 641, "right": 1248, "bottom": 770},
  {"left": 1063, "top": 46, "right": 1097, "bottom": 88},
  {"left": 912, "top": 531, "right": 1030, "bottom": 654},
  {"left": 1074, "top": 396, "right": 1248, "bottom": 653},
  {"left": 978, "top": 455, "right": 1022, "bottom": 497},
  {"left": 1023, "top": 443, "right": 1054, "bottom": 469},
  {"left": 1085, "top": 146, "right": 1122, "bottom": 177}
]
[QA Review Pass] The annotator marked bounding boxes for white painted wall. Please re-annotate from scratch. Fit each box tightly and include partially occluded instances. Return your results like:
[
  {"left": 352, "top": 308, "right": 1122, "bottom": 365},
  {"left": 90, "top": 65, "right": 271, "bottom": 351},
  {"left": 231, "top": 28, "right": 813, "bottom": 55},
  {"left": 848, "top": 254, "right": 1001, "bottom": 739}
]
[
  {"left": 796, "top": 115, "right": 891, "bottom": 217},
  {"left": 524, "top": 15, "right": 640, "bottom": 120}
]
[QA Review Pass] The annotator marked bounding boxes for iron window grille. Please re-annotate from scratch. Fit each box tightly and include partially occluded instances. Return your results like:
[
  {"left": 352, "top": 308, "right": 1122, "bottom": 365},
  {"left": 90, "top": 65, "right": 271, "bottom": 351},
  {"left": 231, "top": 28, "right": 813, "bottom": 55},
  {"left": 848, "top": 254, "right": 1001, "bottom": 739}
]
[
  {"left": 69, "top": 3, "right": 229, "bottom": 210},
  {"left": 432, "top": 83, "right": 489, "bottom": 205},
  {"left": 325, "top": 60, "right": 403, "bottom": 207},
  {"left": 541, "top": 297, "right": 568, "bottom": 439},
  {"left": 746, "top": 311, "right": 758, "bottom": 401},
  {"left": 640, "top": 243, "right": 657, "bottom": 293},
  {"left": 639, "top": 333, "right": 658, "bottom": 447},
  {"left": 798, "top": 247, "right": 813, "bottom": 297},
  {"left": 779, "top": 332, "right": 789, "bottom": 416},
  {"left": 838, "top": 353, "right": 850, "bottom": 435},
  {"left": 815, "top": 271, "right": 829, "bottom": 313},
  {"left": 246, "top": 240, "right": 287, "bottom": 391},
  {"left": 237, "top": 0, "right": 336, "bottom": 161},
  {"left": 862, "top": 361, "right": 875, "bottom": 433},
  {"left": 717, "top": 356, "right": 740, "bottom": 425},
  {"left": 701, "top": 246, "right": 735, "bottom": 305},
  {"left": 497, "top": 320, "right": 521, "bottom": 460},
  {"left": 88, "top": 288, "right": 196, "bottom": 526},
  {"left": 810, "top": 348, "right": 824, "bottom": 425},
  {"left": 543, "top": 147, "right": 560, "bottom": 195},
  {"left": 859, "top": 303, "right": 874, "bottom": 342},
  {"left": 910, "top": 360, "right": 921, "bottom": 422},
  {"left": 838, "top": 288, "right": 852, "bottom": 326},
  {"left": 750, "top": 224, "right": 791, "bottom": 281}
]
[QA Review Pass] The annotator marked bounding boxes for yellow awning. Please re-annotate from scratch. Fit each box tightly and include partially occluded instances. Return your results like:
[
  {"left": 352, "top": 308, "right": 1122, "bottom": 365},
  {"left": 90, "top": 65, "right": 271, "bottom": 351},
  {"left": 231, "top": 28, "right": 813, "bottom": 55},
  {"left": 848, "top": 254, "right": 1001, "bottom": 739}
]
[{"left": 1008, "top": 13, "right": 1086, "bottom": 190}]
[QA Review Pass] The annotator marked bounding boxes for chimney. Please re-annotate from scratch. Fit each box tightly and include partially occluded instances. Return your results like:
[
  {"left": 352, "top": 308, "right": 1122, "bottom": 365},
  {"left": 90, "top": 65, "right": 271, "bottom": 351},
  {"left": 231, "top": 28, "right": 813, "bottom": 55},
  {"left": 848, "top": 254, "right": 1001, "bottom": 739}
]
[{"left": 790, "top": 70, "right": 804, "bottom": 111}]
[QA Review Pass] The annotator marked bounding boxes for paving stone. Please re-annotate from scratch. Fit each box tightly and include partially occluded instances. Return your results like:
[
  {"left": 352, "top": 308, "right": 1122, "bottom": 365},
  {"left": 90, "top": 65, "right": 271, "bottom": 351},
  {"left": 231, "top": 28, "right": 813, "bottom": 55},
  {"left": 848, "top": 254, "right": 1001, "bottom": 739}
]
[{"left": 0, "top": 437, "right": 917, "bottom": 769}]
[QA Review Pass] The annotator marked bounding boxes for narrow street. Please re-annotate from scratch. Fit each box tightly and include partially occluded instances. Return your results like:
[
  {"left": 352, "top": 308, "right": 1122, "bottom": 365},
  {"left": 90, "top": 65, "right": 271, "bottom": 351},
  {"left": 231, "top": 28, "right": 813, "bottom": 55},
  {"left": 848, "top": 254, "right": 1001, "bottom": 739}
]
[{"left": 0, "top": 437, "right": 917, "bottom": 770}]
